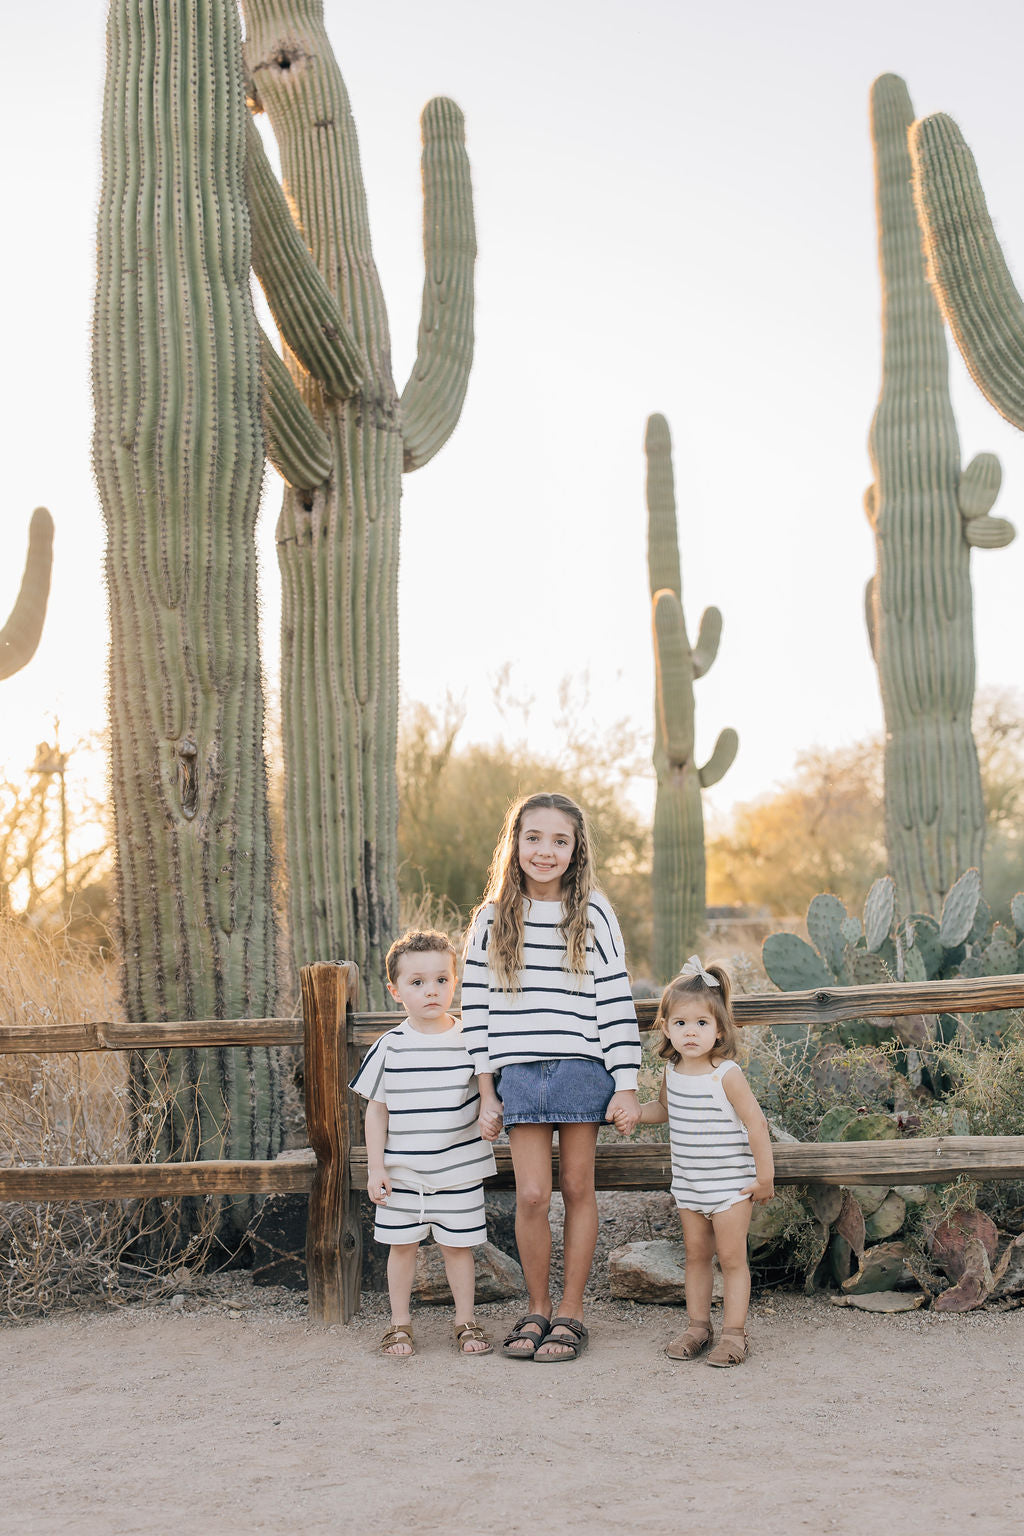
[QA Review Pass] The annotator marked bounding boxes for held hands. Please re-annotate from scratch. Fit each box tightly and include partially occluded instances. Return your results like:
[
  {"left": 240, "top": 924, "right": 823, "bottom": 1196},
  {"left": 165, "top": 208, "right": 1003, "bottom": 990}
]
[
  {"left": 479, "top": 1096, "right": 504, "bottom": 1143},
  {"left": 368, "top": 1167, "right": 391, "bottom": 1206},
  {"left": 741, "top": 1177, "right": 775, "bottom": 1206},
  {"left": 606, "top": 1089, "right": 640, "bottom": 1137}
]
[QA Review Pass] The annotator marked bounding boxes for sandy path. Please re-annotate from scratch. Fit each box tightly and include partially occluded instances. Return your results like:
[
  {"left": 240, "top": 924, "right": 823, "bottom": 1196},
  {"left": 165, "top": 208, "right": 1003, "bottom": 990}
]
[{"left": 2, "top": 1286, "right": 1022, "bottom": 1536}]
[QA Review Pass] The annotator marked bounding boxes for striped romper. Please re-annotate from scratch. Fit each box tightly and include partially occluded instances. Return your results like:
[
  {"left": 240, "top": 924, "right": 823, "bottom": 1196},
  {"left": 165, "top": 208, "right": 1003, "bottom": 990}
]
[
  {"left": 349, "top": 1020, "right": 497, "bottom": 1247},
  {"left": 666, "top": 1059, "right": 756, "bottom": 1217}
]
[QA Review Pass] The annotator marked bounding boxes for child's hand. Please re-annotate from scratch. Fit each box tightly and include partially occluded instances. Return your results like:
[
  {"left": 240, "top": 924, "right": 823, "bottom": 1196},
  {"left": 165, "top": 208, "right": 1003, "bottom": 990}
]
[
  {"left": 368, "top": 1168, "right": 391, "bottom": 1205},
  {"left": 606, "top": 1089, "right": 639, "bottom": 1136},
  {"left": 479, "top": 1098, "right": 503, "bottom": 1142},
  {"left": 741, "top": 1177, "right": 775, "bottom": 1205}
]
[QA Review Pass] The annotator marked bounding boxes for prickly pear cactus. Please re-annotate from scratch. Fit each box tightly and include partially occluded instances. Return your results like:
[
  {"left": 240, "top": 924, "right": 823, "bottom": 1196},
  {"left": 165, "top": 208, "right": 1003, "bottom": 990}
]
[
  {"left": 866, "top": 77, "right": 1014, "bottom": 918},
  {"left": 241, "top": 1, "right": 476, "bottom": 1004},
  {"left": 644, "top": 414, "right": 737, "bottom": 979},
  {"left": 93, "top": 0, "right": 281, "bottom": 1180},
  {"left": 1, "top": 508, "right": 53, "bottom": 682}
]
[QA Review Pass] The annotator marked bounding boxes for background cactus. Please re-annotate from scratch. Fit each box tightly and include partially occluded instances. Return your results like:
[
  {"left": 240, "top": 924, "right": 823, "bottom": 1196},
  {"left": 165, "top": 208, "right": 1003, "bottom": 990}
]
[
  {"left": 865, "top": 76, "right": 1014, "bottom": 920},
  {"left": 92, "top": 0, "right": 281, "bottom": 1184},
  {"left": 644, "top": 414, "right": 737, "bottom": 981},
  {"left": 240, "top": 0, "right": 476, "bottom": 1005},
  {"left": 1, "top": 508, "right": 53, "bottom": 682}
]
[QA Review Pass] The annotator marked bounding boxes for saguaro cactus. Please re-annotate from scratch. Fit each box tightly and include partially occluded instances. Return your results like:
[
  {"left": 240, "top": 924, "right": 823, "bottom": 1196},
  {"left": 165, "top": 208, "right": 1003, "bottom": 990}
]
[
  {"left": 92, "top": 0, "right": 281, "bottom": 1170},
  {"left": 1, "top": 508, "right": 53, "bottom": 681},
  {"left": 240, "top": 0, "right": 476, "bottom": 1006},
  {"left": 865, "top": 76, "right": 1014, "bottom": 918},
  {"left": 911, "top": 110, "right": 1024, "bottom": 434},
  {"left": 645, "top": 415, "right": 737, "bottom": 980}
]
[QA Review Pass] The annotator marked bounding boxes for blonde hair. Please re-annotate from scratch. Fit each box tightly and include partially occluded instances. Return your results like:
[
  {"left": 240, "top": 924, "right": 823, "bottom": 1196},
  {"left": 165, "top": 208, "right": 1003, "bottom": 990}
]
[
  {"left": 652, "top": 962, "right": 739, "bottom": 1065},
  {"left": 469, "top": 791, "right": 595, "bottom": 993}
]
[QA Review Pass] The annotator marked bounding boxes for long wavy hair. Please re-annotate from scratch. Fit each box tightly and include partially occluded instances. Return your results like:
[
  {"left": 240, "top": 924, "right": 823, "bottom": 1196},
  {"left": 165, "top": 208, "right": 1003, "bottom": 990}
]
[
  {"left": 470, "top": 791, "right": 595, "bottom": 993},
  {"left": 652, "top": 962, "right": 738, "bottom": 1065}
]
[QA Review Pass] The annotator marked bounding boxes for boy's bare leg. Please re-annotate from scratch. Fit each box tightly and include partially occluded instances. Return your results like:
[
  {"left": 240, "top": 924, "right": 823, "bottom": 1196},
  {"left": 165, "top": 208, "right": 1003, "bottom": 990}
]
[
  {"left": 439, "top": 1244, "right": 488, "bottom": 1352},
  {"left": 537, "top": 1121, "right": 599, "bottom": 1358},
  {"left": 384, "top": 1243, "right": 419, "bottom": 1355},
  {"left": 506, "top": 1125, "right": 555, "bottom": 1354},
  {"left": 679, "top": 1206, "right": 717, "bottom": 1324},
  {"left": 710, "top": 1200, "right": 753, "bottom": 1330}
]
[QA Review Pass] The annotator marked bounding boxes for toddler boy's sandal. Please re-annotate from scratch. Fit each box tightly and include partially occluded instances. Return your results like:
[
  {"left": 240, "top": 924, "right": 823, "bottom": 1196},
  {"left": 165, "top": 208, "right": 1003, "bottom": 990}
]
[
  {"left": 534, "top": 1316, "right": 588, "bottom": 1363},
  {"left": 500, "top": 1313, "right": 551, "bottom": 1359}
]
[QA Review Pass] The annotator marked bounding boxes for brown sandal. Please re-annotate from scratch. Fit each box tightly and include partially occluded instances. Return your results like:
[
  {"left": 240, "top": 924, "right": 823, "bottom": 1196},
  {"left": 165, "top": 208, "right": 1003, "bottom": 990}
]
[
  {"left": 534, "top": 1316, "right": 589, "bottom": 1363},
  {"left": 706, "top": 1327, "right": 748, "bottom": 1367},
  {"left": 378, "top": 1323, "right": 415, "bottom": 1358},
  {"left": 453, "top": 1320, "right": 493, "bottom": 1356},
  {"left": 665, "top": 1319, "right": 713, "bottom": 1361},
  {"left": 501, "top": 1313, "right": 551, "bottom": 1359}
]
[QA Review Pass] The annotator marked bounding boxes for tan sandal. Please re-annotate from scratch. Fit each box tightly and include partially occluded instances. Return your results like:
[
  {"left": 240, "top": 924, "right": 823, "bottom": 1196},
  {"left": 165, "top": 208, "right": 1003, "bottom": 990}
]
[
  {"left": 378, "top": 1323, "right": 415, "bottom": 1358},
  {"left": 706, "top": 1327, "right": 748, "bottom": 1367},
  {"left": 665, "top": 1319, "right": 713, "bottom": 1361},
  {"left": 453, "top": 1319, "right": 493, "bottom": 1356}
]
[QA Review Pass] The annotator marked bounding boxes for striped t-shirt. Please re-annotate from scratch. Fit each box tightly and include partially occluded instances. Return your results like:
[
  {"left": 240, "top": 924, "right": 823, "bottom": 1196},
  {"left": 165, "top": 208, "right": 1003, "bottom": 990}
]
[
  {"left": 461, "top": 895, "right": 641, "bottom": 1091},
  {"left": 666, "top": 1059, "right": 757, "bottom": 1215},
  {"left": 349, "top": 1019, "right": 497, "bottom": 1193}
]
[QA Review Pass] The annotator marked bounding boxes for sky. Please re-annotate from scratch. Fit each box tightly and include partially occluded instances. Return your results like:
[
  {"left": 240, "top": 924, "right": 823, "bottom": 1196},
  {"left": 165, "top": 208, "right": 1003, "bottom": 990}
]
[{"left": 4, "top": 0, "right": 1024, "bottom": 827}]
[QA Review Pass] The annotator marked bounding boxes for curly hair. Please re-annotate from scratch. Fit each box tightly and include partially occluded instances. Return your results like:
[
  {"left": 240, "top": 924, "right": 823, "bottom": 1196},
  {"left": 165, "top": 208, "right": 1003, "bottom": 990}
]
[
  {"left": 385, "top": 928, "right": 457, "bottom": 985},
  {"left": 468, "top": 791, "right": 595, "bottom": 994},
  {"left": 652, "top": 961, "right": 739, "bottom": 1065}
]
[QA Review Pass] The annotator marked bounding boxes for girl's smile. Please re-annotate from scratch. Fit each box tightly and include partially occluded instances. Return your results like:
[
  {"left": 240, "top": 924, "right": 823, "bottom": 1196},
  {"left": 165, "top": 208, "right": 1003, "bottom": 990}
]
[{"left": 518, "top": 807, "right": 576, "bottom": 900}]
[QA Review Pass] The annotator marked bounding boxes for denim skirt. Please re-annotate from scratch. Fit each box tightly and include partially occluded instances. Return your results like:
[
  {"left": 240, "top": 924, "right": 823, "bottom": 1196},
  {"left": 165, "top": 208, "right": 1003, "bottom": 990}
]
[{"left": 498, "top": 1058, "right": 616, "bottom": 1126}]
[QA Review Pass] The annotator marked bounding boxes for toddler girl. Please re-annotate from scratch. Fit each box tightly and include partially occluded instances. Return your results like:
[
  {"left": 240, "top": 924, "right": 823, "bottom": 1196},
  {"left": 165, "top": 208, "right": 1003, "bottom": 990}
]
[
  {"left": 463, "top": 791, "right": 641, "bottom": 1362},
  {"left": 625, "top": 956, "right": 774, "bottom": 1366}
]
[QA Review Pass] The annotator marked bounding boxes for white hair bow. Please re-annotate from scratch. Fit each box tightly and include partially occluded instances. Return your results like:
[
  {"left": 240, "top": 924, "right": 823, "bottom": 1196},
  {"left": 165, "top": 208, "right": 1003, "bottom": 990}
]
[{"left": 678, "top": 955, "right": 720, "bottom": 988}]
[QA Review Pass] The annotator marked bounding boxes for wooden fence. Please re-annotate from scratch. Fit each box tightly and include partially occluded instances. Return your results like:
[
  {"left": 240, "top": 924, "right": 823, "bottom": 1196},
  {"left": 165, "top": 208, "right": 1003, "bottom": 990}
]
[{"left": 2, "top": 963, "right": 1024, "bottom": 1323}]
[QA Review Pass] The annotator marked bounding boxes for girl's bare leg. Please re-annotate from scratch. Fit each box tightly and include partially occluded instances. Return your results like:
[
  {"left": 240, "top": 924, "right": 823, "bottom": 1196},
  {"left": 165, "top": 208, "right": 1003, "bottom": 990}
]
[
  {"left": 384, "top": 1243, "right": 419, "bottom": 1355},
  {"left": 506, "top": 1124, "right": 555, "bottom": 1354},
  {"left": 710, "top": 1199, "right": 753, "bottom": 1331},
  {"left": 536, "top": 1121, "right": 600, "bottom": 1358},
  {"left": 438, "top": 1244, "right": 488, "bottom": 1352},
  {"left": 679, "top": 1206, "right": 717, "bottom": 1325}
]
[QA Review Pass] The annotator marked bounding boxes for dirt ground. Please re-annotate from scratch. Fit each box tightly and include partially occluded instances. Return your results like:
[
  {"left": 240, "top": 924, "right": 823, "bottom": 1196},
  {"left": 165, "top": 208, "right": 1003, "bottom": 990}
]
[{"left": 3, "top": 1276, "right": 1022, "bottom": 1536}]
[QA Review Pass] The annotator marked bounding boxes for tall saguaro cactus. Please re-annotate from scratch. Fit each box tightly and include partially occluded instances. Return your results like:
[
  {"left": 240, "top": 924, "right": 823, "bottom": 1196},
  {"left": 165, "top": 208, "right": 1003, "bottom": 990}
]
[
  {"left": 240, "top": 0, "right": 476, "bottom": 1006},
  {"left": 911, "top": 110, "right": 1024, "bottom": 435},
  {"left": 92, "top": 0, "right": 281, "bottom": 1167},
  {"left": 1, "top": 508, "right": 53, "bottom": 681},
  {"left": 865, "top": 76, "right": 1014, "bottom": 917},
  {"left": 645, "top": 415, "right": 737, "bottom": 981}
]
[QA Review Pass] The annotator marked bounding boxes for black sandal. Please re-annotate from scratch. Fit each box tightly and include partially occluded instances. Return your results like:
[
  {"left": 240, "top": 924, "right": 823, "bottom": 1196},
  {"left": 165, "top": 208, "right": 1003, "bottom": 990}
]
[
  {"left": 500, "top": 1313, "right": 551, "bottom": 1360},
  {"left": 534, "top": 1316, "right": 589, "bottom": 1363}
]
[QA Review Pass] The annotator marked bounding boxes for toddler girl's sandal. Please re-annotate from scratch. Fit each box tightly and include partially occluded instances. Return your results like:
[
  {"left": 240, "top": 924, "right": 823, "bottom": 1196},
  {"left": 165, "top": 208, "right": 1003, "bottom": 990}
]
[
  {"left": 534, "top": 1316, "right": 588, "bottom": 1363},
  {"left": 378, "top": 1324, "right": 415, "bottom": 1358},
  {"left": 664, "top": 1320, "right": 713, "bottom": 1360},
  {"left": 453, "top": 1320, "right": 493, "bottom": 1356},
  {"left": 706, "top": 1327, "right": 748, "bottom": 1367}
]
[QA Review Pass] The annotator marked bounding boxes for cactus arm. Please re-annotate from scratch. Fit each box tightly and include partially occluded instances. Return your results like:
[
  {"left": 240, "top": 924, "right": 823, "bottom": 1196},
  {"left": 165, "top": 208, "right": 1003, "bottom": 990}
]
[
  {"left": 400, "top": 98, "right": 477, "bottom": 472},
  {"left": 0, "top": 507, "right": 53, "bottom": 681},
  {"left": 691, "top": 606, "right": 722, "bottom": 679},
  {"left": 259, "top": 331, "right": 332, "bottom": 489},
  {"left": 698, "top": 728, "right": 738, "bottom": 789},
  {"left": 245, "top": 113, "right": 366, "bottom": 399},
  {"left": 644, "top": 414, "right": 681, "bottom": 599},
  {"left": 958, "top": 451, "right": 1015, "bottom": 548},
  {"left": 653, "top": 589, "right": 695, "bottom": 765},
  {"left": 911, "top": 113, "right": 1024, "bottom": 431}
]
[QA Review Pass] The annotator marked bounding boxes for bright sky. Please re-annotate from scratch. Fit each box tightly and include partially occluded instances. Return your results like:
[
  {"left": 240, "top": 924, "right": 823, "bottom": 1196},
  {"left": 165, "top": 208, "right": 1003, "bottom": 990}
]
[{"left": 4, "top": 1, "right": 1024, "bottom": 824}]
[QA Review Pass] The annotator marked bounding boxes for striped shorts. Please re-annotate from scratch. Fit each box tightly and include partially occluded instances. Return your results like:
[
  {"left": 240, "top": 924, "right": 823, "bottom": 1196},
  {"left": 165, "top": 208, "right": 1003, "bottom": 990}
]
[{"left": 373, "top": 1181, "right": 487, "bottom": 1247}]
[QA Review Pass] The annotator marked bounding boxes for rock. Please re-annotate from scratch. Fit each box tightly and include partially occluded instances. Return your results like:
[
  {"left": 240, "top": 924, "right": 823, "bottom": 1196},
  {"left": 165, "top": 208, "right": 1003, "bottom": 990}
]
[
  {"left": 169, "top": 1294, "right": 185, "bottom": 1311},
  {"left": 412, "top": 1241, "right": 523, "bottom": 1303},
  {"left": 608, "top": 1240, "right": 723, "bottom": 1304}
]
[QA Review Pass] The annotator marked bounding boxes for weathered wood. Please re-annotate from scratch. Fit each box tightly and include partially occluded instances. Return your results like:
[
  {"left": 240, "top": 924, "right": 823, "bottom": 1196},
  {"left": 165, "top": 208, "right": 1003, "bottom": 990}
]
[
  {"left": 727, "top": 976, "right": 1024, "bottom": 1028},
  {"left": 0, "top": 1158, "right": 315, "bottom": 1201},
  {"left": 0, "top": 1018, "right": 302, "bottom": 1055},
  {"left": 349, "top": 1134, "right": 1024, "bottom": 1191},
  {"left": 301, "top": 962, "right": 360, "bottom": 1325}
]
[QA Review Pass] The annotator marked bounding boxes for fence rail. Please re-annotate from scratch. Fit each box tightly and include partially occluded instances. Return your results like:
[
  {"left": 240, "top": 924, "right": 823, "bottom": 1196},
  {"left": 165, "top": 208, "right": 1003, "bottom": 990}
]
[{"left": 2, "top": 965, "right": 1024, "bottom": 1322}]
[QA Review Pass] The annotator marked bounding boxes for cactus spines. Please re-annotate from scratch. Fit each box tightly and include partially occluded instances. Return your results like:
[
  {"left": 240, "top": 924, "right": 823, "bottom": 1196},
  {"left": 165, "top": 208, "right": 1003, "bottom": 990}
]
[
  {"left": 92, "top": 1, "right": 280, "bottom": 1166},
  {"left": 241, "top": 1, "right": 476, "bottom": 1003},
  {"left": 866, "top": 75, "right": 1007, "bottom": 916},
  {"left": 910, "top": 112, "right": 1024, "bottom": 432},
  {"left": 1, "top": 507, "right": 53, "bottom": 681},
  {"left": 645, "top": 414, "right": 737, "bottom": 979}
]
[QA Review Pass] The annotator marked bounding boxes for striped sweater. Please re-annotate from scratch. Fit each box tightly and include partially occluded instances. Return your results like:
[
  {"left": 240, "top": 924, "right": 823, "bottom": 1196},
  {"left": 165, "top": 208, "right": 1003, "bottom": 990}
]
[{"left": 461, "top": 894, "right": 641, "bottom": 1091}]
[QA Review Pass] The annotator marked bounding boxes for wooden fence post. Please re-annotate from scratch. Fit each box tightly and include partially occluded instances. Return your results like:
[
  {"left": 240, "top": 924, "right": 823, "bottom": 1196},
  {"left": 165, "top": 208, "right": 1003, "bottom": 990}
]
[{"left": 301, "top": 961, "right": 361, "bottom": 1324}]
